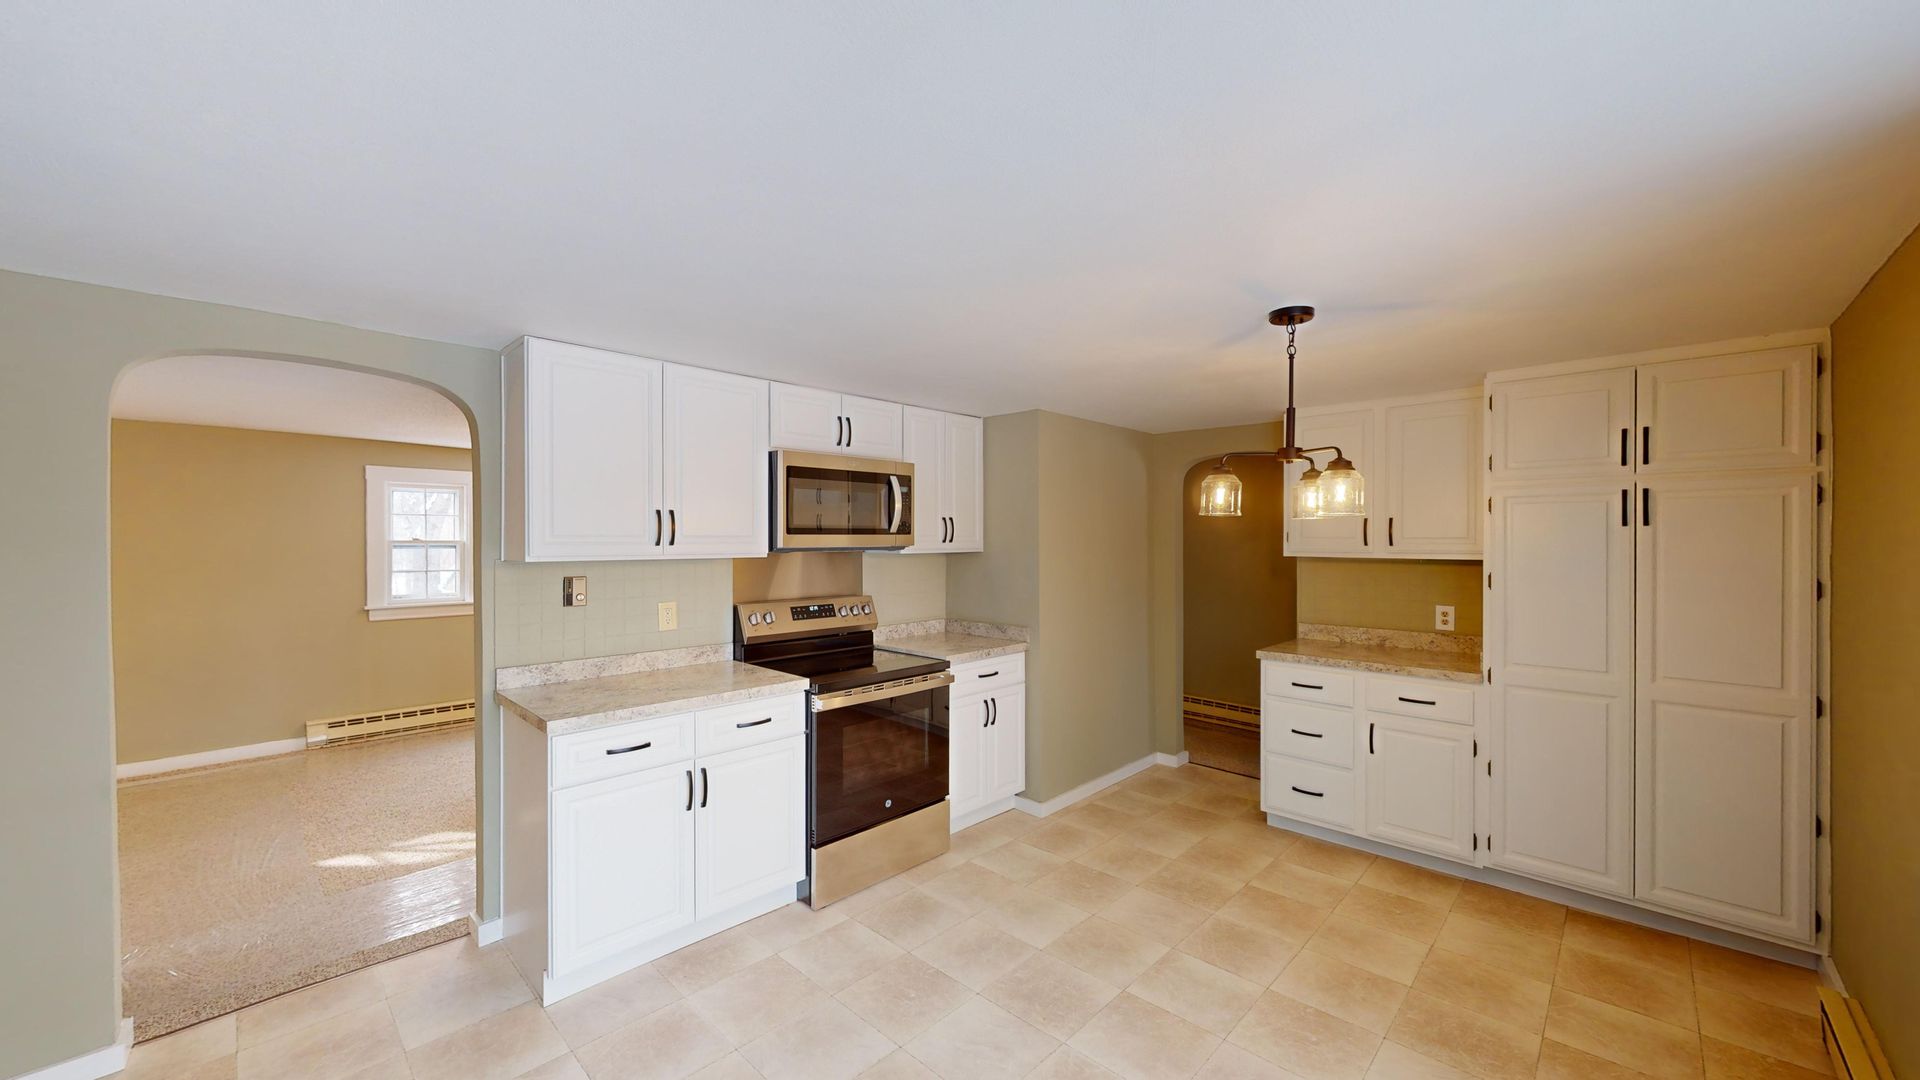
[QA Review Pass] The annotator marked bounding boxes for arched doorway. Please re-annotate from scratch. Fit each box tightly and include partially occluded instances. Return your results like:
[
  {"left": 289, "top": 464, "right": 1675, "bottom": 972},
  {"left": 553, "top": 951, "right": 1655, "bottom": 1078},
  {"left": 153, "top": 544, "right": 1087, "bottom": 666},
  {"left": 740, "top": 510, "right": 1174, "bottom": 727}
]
[
  {"left": 109, "top": 354, "right": 483, "bottom": 1041},
  {"left": 1181, "top": 456, "right": 1294, "bottom": 776}
]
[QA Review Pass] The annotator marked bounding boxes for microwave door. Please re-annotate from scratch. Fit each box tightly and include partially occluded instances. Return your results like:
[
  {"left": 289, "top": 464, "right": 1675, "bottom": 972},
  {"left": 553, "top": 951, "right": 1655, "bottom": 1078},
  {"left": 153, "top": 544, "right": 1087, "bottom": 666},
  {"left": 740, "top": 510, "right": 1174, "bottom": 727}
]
[
  {"left": 844, "top": 469, "right": 891, "bottom": 535},
  {"left": 785, "top": 466, "right": 853, "bottom": 536}
]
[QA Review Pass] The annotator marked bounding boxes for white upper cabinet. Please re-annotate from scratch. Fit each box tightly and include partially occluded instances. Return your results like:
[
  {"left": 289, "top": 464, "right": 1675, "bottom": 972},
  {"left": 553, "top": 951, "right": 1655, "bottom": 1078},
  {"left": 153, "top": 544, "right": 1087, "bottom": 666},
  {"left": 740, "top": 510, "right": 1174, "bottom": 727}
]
[
  {"left": 662, "top": 364, "right": 770, "bottom": 558},
  {"left": 1489, "top": 368, "right": 1635, "bottom": 483},
  {"left": 506, "top": 337, "right": 769, "bottom": 561},
  {"left": 770, "top": 383, "right": 904, "bottom": 459},
  {"left": 1284, "top": 407, "right": 1376, "bottom": 557},
  {"left": 1383, "top": 395, "right": 1482, "bottom": 556},
  {"left": 1634, "top": 470, "right": 1814, "bottom": 939},
  {"left": 899, "top": 406, "right": 985, "bottom": 553},
  {"left": 507, "top": 338, "right": 665, "bottom": 562},
  {"left": 1636, "top": 347, "right": 1815, "bottom": 473}
]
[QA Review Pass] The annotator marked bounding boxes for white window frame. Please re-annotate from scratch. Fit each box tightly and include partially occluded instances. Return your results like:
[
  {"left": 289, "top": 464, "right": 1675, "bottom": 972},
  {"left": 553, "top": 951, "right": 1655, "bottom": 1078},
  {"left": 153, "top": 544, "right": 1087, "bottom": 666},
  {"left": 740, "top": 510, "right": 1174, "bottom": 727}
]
[{"left": 366, "top": 465, "right": 474, "bottom": 621}]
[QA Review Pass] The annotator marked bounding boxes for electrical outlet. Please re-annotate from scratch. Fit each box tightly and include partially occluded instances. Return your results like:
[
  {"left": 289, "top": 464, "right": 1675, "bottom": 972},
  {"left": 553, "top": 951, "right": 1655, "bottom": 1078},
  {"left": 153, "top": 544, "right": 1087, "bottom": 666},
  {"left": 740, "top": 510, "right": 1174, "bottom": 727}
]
[
  {"left": 562, "top": 576, "right": 587, "bottom": 606},
  {"left": 658, "top": 601, "right": 679, "bottom": 631},
  {"left": 1435, "top": 604, "right": 1456, "bottom": 632}
]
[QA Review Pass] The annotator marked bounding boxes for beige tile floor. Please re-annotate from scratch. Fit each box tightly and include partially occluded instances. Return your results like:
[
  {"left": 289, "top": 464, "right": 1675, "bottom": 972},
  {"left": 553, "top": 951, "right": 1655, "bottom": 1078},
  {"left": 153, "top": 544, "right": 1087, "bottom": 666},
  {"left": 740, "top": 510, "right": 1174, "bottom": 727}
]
[
  {"left": 113, "top": 763, "right": 1832, "bottom": 1080},
  {"left": 119, "top": 727, "right": 477, "bottom": 1041}
]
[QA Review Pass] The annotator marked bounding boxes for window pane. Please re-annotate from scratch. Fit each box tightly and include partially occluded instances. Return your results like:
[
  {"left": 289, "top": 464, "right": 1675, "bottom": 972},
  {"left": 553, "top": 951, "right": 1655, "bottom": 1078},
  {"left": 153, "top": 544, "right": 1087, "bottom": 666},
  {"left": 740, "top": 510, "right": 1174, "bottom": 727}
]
[
  {"left": 426, "top": 545, "right": 458, "bottom": 571},
  {"left": 429, "top": 570, "right": 461, "bottom": 598},
  {"left": 392, "top": 545, "right": 425, "bottom": 571},
  {"left": 392, "top": 514, "right": 426, "bottom": 540},
  {"left": 390, "top": 488, "right": 425, "bottom": 514},
  {"left": 391, "top": 571, "right": 427, "bottom": 600},
  {"left": 423, "top": 514, "right": 461, "bottom": 540},
  {"left": 424, "top": 490, "right": 457, "bottom": 515}
]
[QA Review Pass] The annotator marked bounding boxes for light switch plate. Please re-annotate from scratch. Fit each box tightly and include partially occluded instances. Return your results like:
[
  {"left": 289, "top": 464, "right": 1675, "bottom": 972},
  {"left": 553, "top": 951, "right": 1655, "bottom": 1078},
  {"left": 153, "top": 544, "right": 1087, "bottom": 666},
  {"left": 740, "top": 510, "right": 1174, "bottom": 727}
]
[
  {"left": 562, "top": 576, "right": 587, "bottom": 607},
  {"left": 658, "top": 601, "right": 678, "bottom": 631},
  {"left": 1435, "top": 604, "right": 1455, "bottom": 631}
]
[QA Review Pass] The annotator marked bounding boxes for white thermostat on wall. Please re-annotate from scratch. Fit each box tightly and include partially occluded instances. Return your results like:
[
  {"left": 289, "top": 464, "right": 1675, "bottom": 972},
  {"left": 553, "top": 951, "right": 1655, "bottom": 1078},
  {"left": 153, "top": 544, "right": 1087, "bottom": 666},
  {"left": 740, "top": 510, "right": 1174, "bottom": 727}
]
[{"left": 563, "top": 576, "right": 587, "bottom": 607}]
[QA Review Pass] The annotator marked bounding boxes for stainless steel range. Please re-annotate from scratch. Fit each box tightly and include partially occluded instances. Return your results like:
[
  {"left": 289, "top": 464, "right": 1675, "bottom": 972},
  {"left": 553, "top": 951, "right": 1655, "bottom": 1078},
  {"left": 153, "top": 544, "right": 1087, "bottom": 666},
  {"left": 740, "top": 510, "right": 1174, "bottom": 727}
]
[{"left": 734, "top": 594, "right": 953, "bottom": 908}]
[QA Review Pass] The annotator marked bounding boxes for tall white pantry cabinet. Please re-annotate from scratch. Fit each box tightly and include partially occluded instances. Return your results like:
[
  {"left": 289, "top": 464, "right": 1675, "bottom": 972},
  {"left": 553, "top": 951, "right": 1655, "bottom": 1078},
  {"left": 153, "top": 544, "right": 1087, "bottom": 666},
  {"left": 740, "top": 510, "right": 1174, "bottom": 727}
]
[{"left": 1485, "top": 343, "right": 1820, "bottom": 944}]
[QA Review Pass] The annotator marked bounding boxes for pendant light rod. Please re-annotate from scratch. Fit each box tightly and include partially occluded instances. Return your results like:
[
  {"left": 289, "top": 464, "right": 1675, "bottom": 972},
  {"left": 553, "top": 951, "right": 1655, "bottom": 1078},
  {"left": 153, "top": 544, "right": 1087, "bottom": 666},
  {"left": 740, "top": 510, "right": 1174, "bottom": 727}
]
[{"left": 1212, "top": 445, "right": 1348, "bottom": 469}]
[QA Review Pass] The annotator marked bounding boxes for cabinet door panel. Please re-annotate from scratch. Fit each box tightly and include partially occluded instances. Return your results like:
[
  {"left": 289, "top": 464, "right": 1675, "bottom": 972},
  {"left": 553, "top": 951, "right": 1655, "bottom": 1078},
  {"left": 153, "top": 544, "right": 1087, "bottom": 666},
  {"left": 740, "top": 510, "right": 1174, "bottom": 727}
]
[
  {"left": 841, "top": 394, "right": 905, "bottom": 459},
  {"left": 986, "top": 686, "right": 1026, "bottom": 799},
  {"left": 662, "top": 364, "right": 769, "bottom": 557},
  {"left": 1285, "top": 408, "right": 1375, "bottom": 556},
  {"left": 524, "top": 341, "right": 663, "bottom": 559},
  {"left": 770, "top": 383, "right": 844, "bottom": 452},
  {"left": 695, "top": 738, "right": 807, "bottom": 916},
  {"left": 1487, "top": 482, "right": 1634, "bottom": 896},
  {"left": 1383, "top": 396, "right": 1481, "bottom": 556},
  {"left": 944, "top": 413, "right": 985, "bottom": 551},
  {"left": 1364, "top": 713, "right": 1474, "bottom": 862},
  {"left": 1637, "top": 347, "right": 1814, "bottom": 473},
  {"left": 1489, "top": 369, "right": 1634, "bottom": 483},
  {"left": 1635, "top": 472, "right": 1813, "bottom": 939},
  {"left": 949, "top": 691, "right": 989, "bottom": 816},
  {"left": 550, "top": 762, "right": 695, "bottom": 975},
  {"left": 899, "top": 406, "right": 947, "bottom": 552}
]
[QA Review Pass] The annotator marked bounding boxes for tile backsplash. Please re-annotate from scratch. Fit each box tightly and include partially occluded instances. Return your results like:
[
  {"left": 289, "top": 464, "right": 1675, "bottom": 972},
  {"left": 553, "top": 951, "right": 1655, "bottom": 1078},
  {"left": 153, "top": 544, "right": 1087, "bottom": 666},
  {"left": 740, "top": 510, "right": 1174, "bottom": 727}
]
[
  {"left": 862, "top": 553, "right": 948, "bottom": 625},
  {"left": 492, "top": 559, "right": 732, "bottom": 667}
]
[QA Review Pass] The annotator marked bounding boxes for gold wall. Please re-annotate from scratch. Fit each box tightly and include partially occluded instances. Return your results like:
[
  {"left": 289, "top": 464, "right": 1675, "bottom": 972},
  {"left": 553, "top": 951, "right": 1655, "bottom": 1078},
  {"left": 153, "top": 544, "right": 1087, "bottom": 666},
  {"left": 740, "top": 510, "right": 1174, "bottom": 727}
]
[
  {"left": 1830, "top": 221, "right": 1920, "bottom": 1070},
  {"left": 1297, "top": 558, "right": 1483, "bottom": 635},
  {"left": 1181, "top": 456, "right": 1294, "bottom": 708},
  {"left": 111, "top": 420, "right": 476, "bottom": 764}
]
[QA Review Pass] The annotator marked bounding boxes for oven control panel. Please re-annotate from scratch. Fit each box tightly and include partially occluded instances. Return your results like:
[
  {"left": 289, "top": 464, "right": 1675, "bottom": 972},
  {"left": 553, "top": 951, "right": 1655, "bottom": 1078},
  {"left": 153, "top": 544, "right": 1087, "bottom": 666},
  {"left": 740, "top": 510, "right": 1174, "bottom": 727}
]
[{"left": 735, "top": 594, "right": 878, "bottom": 640}]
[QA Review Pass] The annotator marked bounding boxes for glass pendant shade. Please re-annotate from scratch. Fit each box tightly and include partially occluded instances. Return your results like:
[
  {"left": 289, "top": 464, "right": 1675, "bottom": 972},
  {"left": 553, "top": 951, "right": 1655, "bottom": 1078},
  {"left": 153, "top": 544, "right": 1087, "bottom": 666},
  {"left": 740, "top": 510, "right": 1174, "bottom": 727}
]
[
  {"left": 1292, "top": 466, "right": 1324, "bottom": 519},
  {"left": 1198, "top": 466, "right": 1243, "bottom": 516},
  {"left": 1317, "top": 458, "right": 1366, "bottom": 517}
]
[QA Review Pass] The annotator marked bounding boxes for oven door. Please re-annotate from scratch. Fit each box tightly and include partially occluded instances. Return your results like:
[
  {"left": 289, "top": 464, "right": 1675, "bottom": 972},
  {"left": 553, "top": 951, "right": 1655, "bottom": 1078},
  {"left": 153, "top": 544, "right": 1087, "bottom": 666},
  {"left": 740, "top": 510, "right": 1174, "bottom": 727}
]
[
  {"left": 773, "top": 450, "right": 913, "bottom": 550},
  {"left": 809, "top": 677, "right": 950, "bottom": 846}
]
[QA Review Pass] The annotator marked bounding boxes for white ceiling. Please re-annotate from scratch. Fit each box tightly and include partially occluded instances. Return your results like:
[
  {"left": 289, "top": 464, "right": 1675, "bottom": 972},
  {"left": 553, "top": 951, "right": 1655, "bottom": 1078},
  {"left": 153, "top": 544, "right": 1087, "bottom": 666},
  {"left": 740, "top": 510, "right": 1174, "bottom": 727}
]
[
  {"left": 112, "top": 355, "right": 472, "bottom": 448},
  {"left": 6, "top": 3, "right": 1920, "bottom": 433}
]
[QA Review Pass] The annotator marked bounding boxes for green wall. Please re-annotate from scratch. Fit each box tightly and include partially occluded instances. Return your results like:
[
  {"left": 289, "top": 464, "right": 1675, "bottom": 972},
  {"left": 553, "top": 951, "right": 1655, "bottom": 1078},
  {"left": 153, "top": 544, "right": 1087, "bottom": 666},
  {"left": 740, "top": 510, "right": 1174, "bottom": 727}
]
[
  {"left": 1830, "top": 222, "right": 1920, "bottom": 1071},
  {"left": 0, "top": 269, "right": 503, "bottom": 1078}
]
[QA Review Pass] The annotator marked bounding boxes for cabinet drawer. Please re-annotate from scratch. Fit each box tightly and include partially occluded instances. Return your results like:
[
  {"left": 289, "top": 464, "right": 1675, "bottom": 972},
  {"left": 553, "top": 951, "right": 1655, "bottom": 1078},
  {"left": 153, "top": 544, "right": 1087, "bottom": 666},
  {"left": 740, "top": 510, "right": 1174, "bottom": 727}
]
[
  {"left": 696, "top": 695, "right": 806, "bottom": 756},
  {"left": 552, "top": 713, "right": 695, "bottom": 789},
  {"left": 1365, "top": 676, "right": 1474, "bottom": 726},
  {"left": 1261, "top": 697, "right": 1354, "bottom": 767},
  {"left": 1263, "top": 662, "right": 1354, "bottom": 707},
  {"left": 952, "top": 652, "right": 1025, "bottom": 695},
  {"left": 1263, "top": 754, "right": 1356, "bottom": 830}
]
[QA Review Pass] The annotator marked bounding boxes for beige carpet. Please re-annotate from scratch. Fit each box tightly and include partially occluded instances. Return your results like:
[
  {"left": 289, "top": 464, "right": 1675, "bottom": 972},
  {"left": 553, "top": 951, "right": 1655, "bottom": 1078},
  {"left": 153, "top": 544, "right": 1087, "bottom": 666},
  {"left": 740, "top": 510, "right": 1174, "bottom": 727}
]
[{"left": 119, "top": 727, "right": 476, "bottom": 1041}]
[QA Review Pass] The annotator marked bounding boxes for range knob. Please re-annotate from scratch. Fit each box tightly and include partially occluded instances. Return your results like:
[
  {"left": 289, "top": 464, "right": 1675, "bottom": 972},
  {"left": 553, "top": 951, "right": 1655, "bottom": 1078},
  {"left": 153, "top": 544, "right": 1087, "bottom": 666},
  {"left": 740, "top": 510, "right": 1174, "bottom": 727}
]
[
  {"left": 762, "top": 610, "right": 776, "bottom": 623},
  {"left": 863, "top": 602, "right": 874, "bottom": 615},
  {"left": 837, "top": 606, "right": 849, "bottom": 617},
  {"left": 747, "top": 612, "right": 761, "bottom": 626}
]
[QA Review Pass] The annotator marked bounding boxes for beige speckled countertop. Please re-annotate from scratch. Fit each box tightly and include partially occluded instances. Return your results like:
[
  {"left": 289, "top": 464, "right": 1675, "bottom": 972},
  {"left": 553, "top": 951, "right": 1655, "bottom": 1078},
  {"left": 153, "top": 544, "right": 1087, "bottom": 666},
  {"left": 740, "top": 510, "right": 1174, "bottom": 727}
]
[
  {"left": 1257, "top": 638, "right": 1483, "bottom": 684},
  {"left": 497, "top": 661, "right": 808, "bottom": 736},
  {"left": 880, "top": 631, "right": 1029, "bottom": 664}
]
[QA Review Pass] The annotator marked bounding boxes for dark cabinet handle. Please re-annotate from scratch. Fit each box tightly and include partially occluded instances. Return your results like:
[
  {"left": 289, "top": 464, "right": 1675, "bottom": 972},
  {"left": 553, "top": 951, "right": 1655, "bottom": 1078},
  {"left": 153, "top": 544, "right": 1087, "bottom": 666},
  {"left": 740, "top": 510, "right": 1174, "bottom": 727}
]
[
  {"left": 1620, "top": 427, "right": 1629, "bottom": 466},
  {"left": 1363, "top": 518, "right": 1370, "bottom": 546},
  {"left": 605, "top": 741, "right": 652, "bottom": 755},
  {"left": 847, "top": 416, "right": 854, "bottom": 446},
  {"left": 983, "top": 701, "right": 991, "bottom": 728},
  {"left": 1642, "top": 486, "right": 1650, "bottom": 526},
  {"left": 836, "top": 416, "right": 846, "bottom": 447},
  {"left": 1397, "top": 696, "right": 1437, "bottom": 706},
  {"left": 978, "top": 671, "right": 999, "bottom": 679},
  {"left": 1290, "top": 681, "right": 1323, "bottom": 690},
  {"left": 736, "top": 717, "right": 774, "bottom": 729},
  {"left": 1369, "top": 722, "right": 1375, "bottom": 754},
  {"left": 1642, "top": 425, "right": 1650, "bottom": 465},
  {"left": 686, "top": 769, "right": 694, "bottom": 811},
  {"left": 1388, "top": 517, "right": 1394, "bottom": 546},
  {"left": 699, "top": 766, "right": 709, "bottom": 808},
  {"left": 1621, "top": 488, "right": 1629, "bottom": 527},
  {"left": 1290, "top": 785, "right": 1325, "bottom": 798},
  {"left": 655, "top": 509, "right": 663, "bottom": 546},
  {"left": 668, "top": 509, "right": 677, "bottom": 545},
  {"left": 1288, "top": 728, "right": 1323, "bottom": 739},
  {"left": 989, "top": 697, "right": 998, "bottom": 725}
]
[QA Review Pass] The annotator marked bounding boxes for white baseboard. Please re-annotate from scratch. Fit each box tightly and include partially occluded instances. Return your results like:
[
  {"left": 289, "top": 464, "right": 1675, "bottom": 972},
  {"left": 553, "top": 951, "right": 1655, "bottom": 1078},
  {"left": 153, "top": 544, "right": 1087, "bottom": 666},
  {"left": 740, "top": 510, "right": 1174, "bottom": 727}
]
[
  {"left": 1819, "top": 954, "right": 1847, "bottom": 993},
  {"left": 951, "top": 798, "right": 1019, "bottom": 832},
  {"left": 468, "top": 912, "right": 503, "bottom": 947},
  {"left": 14, "top": 1018, "right": 132, "bottom": 1080},
  {"left": 1014, "top": 752, "right": 1176, "bottom": 818},
  {"left": 117, "top": 738, "right": 306, "bottom": 780}
]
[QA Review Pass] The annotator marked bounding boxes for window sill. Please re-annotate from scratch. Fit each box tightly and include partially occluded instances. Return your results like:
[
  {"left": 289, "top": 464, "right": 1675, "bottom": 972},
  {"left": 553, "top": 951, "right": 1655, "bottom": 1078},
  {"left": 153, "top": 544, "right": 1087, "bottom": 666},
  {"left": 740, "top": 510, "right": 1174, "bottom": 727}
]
[{"left": 367, "top": 603, "right": 474, "bottom": 622}]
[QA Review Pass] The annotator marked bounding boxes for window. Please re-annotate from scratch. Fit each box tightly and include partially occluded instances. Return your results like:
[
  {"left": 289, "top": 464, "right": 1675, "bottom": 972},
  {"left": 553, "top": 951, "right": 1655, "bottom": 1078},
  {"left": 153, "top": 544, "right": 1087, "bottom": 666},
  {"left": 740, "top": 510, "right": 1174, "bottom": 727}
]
[{"left": 366, "top": 465, "right": 473, "bottom": 620}]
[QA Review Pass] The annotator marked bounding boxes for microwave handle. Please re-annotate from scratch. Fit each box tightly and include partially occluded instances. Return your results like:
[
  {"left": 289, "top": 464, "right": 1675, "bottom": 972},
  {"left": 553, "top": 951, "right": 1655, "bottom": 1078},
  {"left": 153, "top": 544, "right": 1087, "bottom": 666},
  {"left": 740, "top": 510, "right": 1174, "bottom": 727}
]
[{"left": 889, "top": 474, "right": 905, "bottom": 534}]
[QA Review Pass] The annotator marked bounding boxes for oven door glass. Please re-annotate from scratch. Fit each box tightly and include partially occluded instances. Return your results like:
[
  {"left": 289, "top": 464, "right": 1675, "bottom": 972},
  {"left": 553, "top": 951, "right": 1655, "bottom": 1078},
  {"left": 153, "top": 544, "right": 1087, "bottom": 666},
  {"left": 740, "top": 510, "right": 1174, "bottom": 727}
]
[
  {"left": 784, "top": 465, "right": 903, "bottom": 537},
  {"left": 811, "top": 686, "right": 948, "bottom": 845}
]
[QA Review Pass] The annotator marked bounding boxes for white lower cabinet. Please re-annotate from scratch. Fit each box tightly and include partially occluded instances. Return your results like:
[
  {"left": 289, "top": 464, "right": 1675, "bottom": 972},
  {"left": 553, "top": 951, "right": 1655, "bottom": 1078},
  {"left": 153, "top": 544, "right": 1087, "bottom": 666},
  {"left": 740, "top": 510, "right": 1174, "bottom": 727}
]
[
  {"left": 1364, "top": 713, "right": 1474, "bottom": 861},
  {"left": 507, "top": 693, "right": 809, "bottom": 1004},
  {"left": 949, "top": 655, "right": 1027, "bottom": 824}
]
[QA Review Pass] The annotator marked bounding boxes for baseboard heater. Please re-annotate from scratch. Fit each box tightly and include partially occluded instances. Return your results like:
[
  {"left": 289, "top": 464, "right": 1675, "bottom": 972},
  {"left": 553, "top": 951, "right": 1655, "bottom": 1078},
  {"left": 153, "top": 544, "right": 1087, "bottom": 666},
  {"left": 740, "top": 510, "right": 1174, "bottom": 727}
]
[
  {"left": 306, "top": 698, "right": 476, "bottom": 748},
  {"left": 1819, "top": 987, "right": 1895, "bottom": 1079},
  {"left": 1182, "top": 694, "right": 1261, "bottom": 733}
]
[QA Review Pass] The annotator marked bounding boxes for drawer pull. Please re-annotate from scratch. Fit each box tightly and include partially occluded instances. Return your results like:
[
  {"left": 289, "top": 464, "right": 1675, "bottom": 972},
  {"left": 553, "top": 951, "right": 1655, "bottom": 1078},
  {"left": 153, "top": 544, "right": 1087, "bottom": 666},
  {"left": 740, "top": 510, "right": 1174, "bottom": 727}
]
[
  {"left": 1290, "top": 681, "right": 1324, "bottom": 690},
  {"left": 700, "top": 766, "right": 709, "bottom": 808},
  {"left": 1289, "top": 785, "right": 1325, "bottom": 798},
  {"left": 686, "top": 769, "right": 693, "bottom": 811},
  {"left": 604, "top": 741, "right": 653, "bottom": 756},
  {"left": 735, "top": 717, "right": 774, "bottom": 729},
  {"left": 1288, "top": 728, "right": 1324, "bottom": 739},
  {"left": 977, "top": 671, "right": 999, "bottom": 679},
  {"left": 1396, "top": 696, "right": 1437, "bottom": 707}
]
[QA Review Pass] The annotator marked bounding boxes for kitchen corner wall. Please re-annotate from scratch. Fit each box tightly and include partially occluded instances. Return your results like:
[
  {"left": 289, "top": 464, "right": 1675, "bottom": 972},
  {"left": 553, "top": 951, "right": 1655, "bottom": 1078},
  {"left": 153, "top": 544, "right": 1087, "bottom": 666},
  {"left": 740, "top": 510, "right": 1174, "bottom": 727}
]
[
  {"left": 1830, "top": 219, "right": 1920, "bottom": 1071},
  {"left": 950, "top": 411, "right": 1154, "bottom": 802}
]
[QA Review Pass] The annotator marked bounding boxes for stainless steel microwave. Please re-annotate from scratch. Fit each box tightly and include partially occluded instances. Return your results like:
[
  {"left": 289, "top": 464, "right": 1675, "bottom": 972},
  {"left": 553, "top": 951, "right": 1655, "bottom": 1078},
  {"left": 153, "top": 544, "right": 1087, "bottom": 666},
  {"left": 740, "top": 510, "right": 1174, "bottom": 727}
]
[{"left": 771, "top": 450, "right": 915, "bottom": 550}]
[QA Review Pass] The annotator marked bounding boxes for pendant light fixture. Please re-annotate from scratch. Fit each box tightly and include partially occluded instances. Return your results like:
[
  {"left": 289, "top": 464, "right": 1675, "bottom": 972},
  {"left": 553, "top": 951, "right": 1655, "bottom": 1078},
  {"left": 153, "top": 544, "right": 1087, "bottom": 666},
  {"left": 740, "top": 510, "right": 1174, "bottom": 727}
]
[{"left": 1195, "top": 305, "right": 1365, "bottom": 519}]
